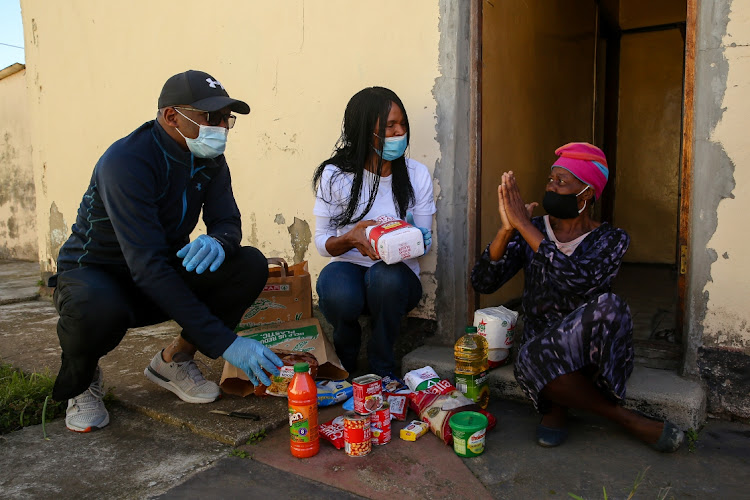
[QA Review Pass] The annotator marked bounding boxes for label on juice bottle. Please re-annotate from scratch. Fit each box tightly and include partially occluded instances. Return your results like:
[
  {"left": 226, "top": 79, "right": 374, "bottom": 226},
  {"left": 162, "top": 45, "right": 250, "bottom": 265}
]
[
  {"left": 289, "top": 403, "right": 318, "bottom": 443},
  {"left": 454, "top": 370, "right": 490, "bottom": 408}
]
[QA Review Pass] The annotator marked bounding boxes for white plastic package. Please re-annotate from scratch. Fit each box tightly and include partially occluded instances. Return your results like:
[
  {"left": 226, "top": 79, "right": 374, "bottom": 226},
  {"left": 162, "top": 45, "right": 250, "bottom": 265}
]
[
  {"left": 364, "top": 216, "right": 425, "bottom": 264},
  {"left": 473, "top": 306, "right": 519, "bottom": 368}
]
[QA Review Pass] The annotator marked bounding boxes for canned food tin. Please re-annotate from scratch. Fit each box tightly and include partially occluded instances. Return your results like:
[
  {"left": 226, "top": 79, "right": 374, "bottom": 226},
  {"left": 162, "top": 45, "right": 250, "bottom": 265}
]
[
  {"left": 370, "top": 402, "right": 391, "bottom": 445},
  {"left": 352, "top": 374, "right": 383, "bottom": 414},
  {"left": 344, "top": 411, "right": 371, "bottom": 457}
]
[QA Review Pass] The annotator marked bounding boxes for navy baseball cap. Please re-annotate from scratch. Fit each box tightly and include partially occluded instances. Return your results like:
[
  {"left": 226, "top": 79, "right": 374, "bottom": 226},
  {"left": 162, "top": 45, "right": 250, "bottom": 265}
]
[{"left": 158, "top": 70, "right": 250, "bottom": 114}]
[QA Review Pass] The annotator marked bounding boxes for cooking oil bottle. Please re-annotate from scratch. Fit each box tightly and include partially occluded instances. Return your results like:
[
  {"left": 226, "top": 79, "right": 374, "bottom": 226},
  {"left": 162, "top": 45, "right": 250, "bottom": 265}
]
[{"left": 454, "top": 326, "right": 490, "bottom": 409}]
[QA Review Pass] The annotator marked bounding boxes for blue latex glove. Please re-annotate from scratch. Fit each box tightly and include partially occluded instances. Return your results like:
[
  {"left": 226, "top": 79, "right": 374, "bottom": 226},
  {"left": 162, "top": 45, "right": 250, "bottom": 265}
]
[
  {"left": 176, "top": 234, "right": 225, "bottom": 274},
  {"left": 222, "top": 337, "right": 283, "bottom": 387},
  {"left": 406, "top": 212, "right": 432, "bottom": 248}
]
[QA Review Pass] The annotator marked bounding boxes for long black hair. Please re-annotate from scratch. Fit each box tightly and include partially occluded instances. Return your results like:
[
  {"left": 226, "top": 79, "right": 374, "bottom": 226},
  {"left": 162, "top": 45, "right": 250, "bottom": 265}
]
[{"left": 313, "top": 86, "right": 415, "bottom": 228}]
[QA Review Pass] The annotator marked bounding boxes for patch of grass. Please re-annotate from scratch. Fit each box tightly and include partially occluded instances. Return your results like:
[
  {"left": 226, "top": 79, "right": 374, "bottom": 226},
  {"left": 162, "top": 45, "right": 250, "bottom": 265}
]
[
  {"left": 568, "top": 467, "right": 650, "bottom": 500},
  {"left": 229, "top": 449, "right": 250, "bottom": 459},
  {"left": 0, "top": 362, "right": 66, "bottom": 435},
  {"left": 245, "top": 429, "right": 267, "bottom": 445},
  {"left": 686, "top": 428, "right": 699, "bottom": 453}
]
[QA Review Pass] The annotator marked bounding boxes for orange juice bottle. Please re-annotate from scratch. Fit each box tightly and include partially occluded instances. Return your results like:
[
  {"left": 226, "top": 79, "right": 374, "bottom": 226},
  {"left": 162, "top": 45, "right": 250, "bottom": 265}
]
[{"left": 288, "top": 362, "right": 319, "bottom": 458}]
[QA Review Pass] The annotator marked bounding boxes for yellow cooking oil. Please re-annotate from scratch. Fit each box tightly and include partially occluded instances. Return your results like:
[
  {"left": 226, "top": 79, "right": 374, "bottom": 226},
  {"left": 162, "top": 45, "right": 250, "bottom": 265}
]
[{"left": 454, "top": 326, "right": 490, "bottom": 409}]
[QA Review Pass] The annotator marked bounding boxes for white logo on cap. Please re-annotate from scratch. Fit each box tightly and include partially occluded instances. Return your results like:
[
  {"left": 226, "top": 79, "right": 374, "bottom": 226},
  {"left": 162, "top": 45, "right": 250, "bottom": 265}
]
[{"left": 206, "top": 78, "right": 224, "bottom": 90}]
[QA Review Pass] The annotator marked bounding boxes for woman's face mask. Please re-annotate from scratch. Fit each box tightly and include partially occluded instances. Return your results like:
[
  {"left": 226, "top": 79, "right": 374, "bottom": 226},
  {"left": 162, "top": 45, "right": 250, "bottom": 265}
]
[
  {"left": 174, "top": 108, "right": 228, "bottom": 158},
  {"left": 542, "top": 185, "right": 590, "bottom": 219},
  {"left": 374, "top": 133, "right": 408, "bottom": 161}
]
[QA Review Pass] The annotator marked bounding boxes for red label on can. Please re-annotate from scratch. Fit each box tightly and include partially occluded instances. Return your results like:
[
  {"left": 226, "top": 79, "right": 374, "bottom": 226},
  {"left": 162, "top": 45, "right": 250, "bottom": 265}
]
[
  {"left": 353, "top": 374, "right": 383, "bottom": 414},
  {"left": 370, "top": 403, "right": 391, "bottom": 445},
  {"left": 344, "top": 412, "right": 371, "bottom": 457}
]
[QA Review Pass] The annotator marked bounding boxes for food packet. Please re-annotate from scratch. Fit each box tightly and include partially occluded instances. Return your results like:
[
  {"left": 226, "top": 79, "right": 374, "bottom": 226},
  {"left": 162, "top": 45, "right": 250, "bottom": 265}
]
[
  {"left": 404, "top": 366, "right": 440, "bottom": 392},
  {"left": 381, "top": 374, "right": 410, "bottom": 394},
  {"left": 256, "top": 350, "right": 318, "bottom": 397},
  {"left": 317, "top": 380, "right": 353, "bottom": 407},
  {"left": 407, "top": 380, "right": 497, "bottom": 445},
  {"left": 474, "top": 306, "right": 519, "bottom": 368},
  {"left": 384, "top": 393, "right": 409, "bottom": 421},
  {"left": 400, "top": 420, "right": 430, "bottom": 441},
  {"left": 319, "top": 415, "right": 345, "bottom": 449}
]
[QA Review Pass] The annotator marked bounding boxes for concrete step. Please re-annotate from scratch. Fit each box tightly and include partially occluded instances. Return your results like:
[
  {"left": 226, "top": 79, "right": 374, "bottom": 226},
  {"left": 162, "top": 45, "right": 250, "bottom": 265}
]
[{"left": 403, "top": 345, "right": 706, "bottom": 430}]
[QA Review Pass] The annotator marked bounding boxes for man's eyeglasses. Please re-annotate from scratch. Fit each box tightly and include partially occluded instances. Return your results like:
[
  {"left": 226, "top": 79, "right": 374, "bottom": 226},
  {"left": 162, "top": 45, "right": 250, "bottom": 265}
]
[{"left": 174, "top": 107, "right": 236, "bottom": 129}]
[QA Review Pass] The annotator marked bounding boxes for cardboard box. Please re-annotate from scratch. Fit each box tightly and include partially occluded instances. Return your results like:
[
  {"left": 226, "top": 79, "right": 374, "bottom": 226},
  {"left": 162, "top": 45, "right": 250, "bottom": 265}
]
[{"left": 220, "top": 318, "right": 348, "bottom": 397}]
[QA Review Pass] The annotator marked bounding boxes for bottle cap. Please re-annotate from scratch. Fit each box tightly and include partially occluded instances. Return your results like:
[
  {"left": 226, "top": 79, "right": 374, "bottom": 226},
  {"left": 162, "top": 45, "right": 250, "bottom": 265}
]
[
  {"left": 294, "top": 362, "right": 309, "bottom": 373},
  {"left": 465, "top": 326, "right": 478, "bottom": 334}
]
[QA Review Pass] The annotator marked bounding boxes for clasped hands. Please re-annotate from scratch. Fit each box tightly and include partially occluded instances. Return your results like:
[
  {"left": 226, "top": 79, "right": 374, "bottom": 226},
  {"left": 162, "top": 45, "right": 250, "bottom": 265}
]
[{"left": 498, "top": 171, "right": 538, "bottom": 232}]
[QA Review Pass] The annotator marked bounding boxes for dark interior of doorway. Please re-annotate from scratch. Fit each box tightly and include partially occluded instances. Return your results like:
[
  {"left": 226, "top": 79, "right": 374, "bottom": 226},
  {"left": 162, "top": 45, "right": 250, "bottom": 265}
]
[{"left": 598, "top": 1, "right": 687, "bottom": 371}]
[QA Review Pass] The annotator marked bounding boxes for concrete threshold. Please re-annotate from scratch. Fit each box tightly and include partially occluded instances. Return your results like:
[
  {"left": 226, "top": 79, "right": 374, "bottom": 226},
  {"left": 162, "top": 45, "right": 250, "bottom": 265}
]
[{"left": 403, "top": 345, "right": 707, "bottom": 430}]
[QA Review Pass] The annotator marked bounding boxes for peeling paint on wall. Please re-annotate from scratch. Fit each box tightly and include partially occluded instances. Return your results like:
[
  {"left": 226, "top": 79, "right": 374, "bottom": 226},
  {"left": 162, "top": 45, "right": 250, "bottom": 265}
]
[
  {"left": 274, "top": 213, "right": 286, "bottom": 225},
  {"left": 247, "top": 212, "right": 258, "bottom": 247},
  {"left": 287, "top": 217, "right": 311, "bottom": 264},
  {"left": 46, "top": 202, "right": 67, "bottom": 272},
  {"left": 0, "top": 68, "right": 38, "bottom": 261}
]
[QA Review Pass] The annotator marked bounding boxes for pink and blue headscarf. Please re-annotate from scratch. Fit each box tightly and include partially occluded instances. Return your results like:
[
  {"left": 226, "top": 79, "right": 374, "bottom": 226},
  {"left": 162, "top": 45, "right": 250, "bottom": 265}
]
[{"left": 552, "top": 142, "right": 609, "bottom": 200}]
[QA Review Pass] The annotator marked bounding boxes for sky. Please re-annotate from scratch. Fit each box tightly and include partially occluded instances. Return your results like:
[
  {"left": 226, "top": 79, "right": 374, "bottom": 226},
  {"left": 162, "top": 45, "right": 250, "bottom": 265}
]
[{"left": 0, "top": 0, "right": 25, "bottom": 70}]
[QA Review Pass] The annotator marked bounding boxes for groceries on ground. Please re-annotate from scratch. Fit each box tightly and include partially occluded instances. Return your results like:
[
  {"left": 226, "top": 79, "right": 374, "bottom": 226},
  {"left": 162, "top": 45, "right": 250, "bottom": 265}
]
[
  {"left": 408, "top": 379, "right": 496, "bottom": 445},
  {"left": 473, "top": 305, "right": 519, "bottom": 368},
  {"left": 288, "top": 362, "right": 320, "bottom": 458},
  {"left": 316, "top": 379, "right": 353, "bottom": 407},
  {"left": 404, "top": 366, "right": 440, "bottom": 392},
  {"left": 400, "top": 420, "right": 430, "bottom": 441},
  {"left": 454, "top": 326, "right": 490, "bottom": 408}
]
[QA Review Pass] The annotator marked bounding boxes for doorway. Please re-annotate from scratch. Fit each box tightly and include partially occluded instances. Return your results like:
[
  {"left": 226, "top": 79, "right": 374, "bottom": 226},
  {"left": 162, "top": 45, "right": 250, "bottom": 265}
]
[{"left": 474, "top": 0, "right": 691, "bottom": 370}]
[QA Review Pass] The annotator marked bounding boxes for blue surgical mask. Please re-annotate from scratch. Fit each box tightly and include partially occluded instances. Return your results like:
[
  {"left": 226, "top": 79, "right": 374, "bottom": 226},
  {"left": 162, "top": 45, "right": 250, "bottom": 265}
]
[
  {"left": 375, "top": 133, "right": 408, "bottom": 161},
  {"left": 175, "top": 108, "right": 228, "bottom": 158}
]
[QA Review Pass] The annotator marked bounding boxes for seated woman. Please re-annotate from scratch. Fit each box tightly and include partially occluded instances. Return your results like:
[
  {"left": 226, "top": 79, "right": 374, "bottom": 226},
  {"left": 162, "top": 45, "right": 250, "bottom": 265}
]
[
  {"left": 471, "top": 142, "right": 683, "bottom": 452},
  {"left": 312, "top": 87, "right": 435, "bottom": 378}
]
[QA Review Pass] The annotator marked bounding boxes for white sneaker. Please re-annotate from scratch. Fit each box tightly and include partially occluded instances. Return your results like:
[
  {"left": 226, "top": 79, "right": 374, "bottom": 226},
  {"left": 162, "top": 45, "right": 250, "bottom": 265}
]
[
  {"left": 66, "top": 365, "right": 110, "bottom": 432},
  {"left": 144, "top": 350, "right": 220, "bottom": 403}
]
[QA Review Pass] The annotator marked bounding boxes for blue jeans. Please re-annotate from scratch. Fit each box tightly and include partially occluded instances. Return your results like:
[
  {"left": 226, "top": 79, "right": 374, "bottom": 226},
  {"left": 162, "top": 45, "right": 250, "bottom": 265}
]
[{"left": 316, "top": 261, "right": 423, "bottom": 376}]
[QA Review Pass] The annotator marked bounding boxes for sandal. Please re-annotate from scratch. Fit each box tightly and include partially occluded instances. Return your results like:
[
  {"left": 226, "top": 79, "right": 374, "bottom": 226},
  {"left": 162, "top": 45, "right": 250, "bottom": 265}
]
[
  {"left": 536, "top": 424, "right": 568, "bottom": 447},
  {"left": 630, "top": 409, "right": 684, "bottom": 453},
  {"left": 650, "top": 420, "right": 684, "bottom": 453}
]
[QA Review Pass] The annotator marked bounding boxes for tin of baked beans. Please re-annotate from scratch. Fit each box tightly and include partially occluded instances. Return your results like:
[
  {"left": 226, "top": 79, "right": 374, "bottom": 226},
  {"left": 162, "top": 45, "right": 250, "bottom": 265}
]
[
  {"left": 353, "top": 374, "right": 383, "bottom": 414},
  {"left": 343, "top": 411, "right": 371, "bottom": 457},
  {"left": 370, "top": 402, "right": 391, "bottom": 445}
]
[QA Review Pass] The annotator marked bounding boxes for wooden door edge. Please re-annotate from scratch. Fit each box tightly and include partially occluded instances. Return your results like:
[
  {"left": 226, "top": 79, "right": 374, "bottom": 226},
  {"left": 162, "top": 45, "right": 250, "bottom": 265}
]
[
  {"left": 466, "top": 0, "right": 483, "bottom": 324},
  {"left": 677, "top": 0, "right": 697, "bottom": 343}
]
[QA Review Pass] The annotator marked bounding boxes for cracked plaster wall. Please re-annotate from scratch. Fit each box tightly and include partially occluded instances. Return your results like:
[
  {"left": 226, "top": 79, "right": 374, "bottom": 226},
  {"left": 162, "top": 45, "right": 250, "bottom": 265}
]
[
  {"left": 0, "top": 66, "right": 37, "bottom": 261},
  {"left": 20, "top": 0, "right": 442, "bottom": 319},
  {"left": 689, "top": 0, "right": 750, "bottom": 419},
  {"left": 700, "top": 0, "right": 750, "bottom": 354}
]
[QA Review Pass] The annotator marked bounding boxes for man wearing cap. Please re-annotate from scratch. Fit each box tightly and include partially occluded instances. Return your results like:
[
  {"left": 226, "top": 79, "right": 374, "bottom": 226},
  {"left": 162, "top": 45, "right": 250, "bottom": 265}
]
[
  {"left": 49, "top": 70, "right": 283, "bottom": 433},
  {"left": 471, "top": 142, "right": 684, "bottom": 453}
]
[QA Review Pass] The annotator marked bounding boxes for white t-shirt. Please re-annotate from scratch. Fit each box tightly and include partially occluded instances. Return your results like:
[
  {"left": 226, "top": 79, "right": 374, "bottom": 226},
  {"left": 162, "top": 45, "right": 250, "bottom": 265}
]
[
  {"left": 313, "top": 158, "right": 437, "bottom": 276},
  {"left": 543, "top": 215, "right": 591, "bottom": 256}
]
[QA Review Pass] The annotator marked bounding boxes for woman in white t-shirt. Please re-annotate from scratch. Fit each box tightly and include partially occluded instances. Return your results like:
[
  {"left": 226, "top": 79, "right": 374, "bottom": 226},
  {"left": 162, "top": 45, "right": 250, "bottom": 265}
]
[{"left": 313, "top": 87, "right": 436, "bottom": 377}]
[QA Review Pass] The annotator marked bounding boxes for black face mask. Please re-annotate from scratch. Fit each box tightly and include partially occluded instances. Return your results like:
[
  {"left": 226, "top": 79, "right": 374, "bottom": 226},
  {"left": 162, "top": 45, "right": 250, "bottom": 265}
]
[{"left": 542, "top": 186, "right": 589, "bottom": 219}]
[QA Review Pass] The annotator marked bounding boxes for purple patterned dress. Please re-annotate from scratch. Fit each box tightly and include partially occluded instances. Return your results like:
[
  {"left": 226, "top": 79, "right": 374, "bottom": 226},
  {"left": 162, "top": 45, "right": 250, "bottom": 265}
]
[{"left": 471, "top": 216, "right": 634, "bottom": 413}]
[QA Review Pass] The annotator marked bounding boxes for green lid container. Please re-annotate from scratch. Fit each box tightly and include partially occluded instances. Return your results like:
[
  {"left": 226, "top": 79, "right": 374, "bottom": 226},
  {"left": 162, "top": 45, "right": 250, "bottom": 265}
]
[
  {"left": 449, "top": 411, "right": 488, "bottom": 457},
  {"left": 293, "top": 362, "right": 309, "bottom": 373}
]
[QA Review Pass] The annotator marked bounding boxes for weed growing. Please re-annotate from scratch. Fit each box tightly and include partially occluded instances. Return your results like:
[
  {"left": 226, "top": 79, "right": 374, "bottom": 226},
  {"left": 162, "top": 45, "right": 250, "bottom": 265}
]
[
  {"left": 686, "top": 428, "right": 699, "bottom": 453},
  {"left": 245, "top": 429, "right": 267, "bottom": 445},
  {"left": 568, "top": 467, "right": 662, "bottom": 500},
  {"left": 0, "top": 362, "right": 66, "bottom": 434},
  {"left": 229, "top": 449, "right": 250, "bottom": 459}
]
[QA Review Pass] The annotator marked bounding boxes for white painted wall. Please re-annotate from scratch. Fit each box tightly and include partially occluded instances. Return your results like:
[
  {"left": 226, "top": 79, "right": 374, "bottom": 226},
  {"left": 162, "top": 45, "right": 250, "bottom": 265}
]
[
  {"left": 20, "top": 0, "right": 441, "bottom": 318},
  {"left": 704, "top": 1, "right": 750, "bottom": 351}
]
